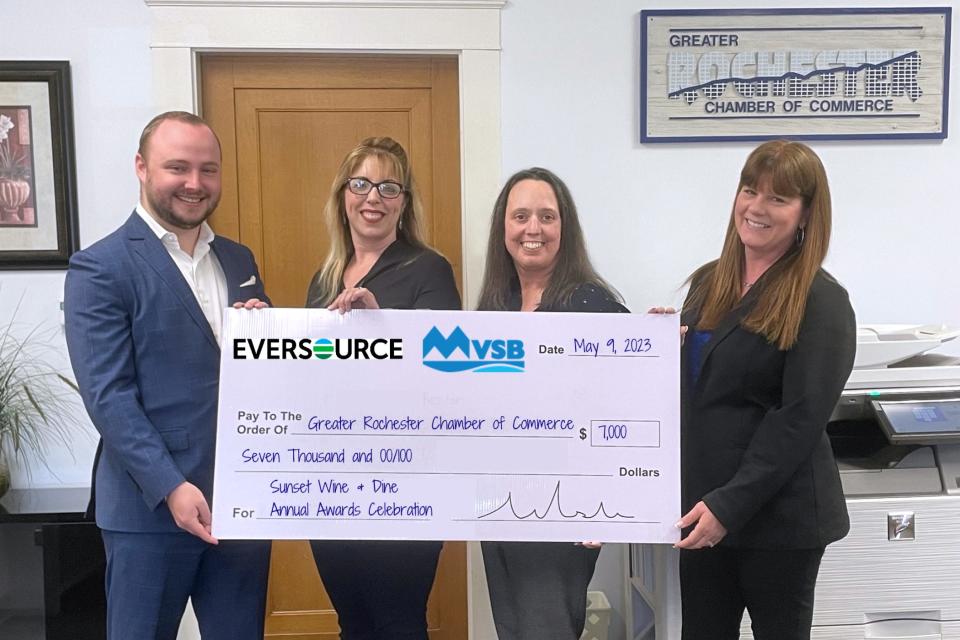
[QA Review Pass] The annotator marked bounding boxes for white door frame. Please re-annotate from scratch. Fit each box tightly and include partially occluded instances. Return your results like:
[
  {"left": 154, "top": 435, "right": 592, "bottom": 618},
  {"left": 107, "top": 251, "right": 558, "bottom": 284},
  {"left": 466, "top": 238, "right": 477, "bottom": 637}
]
[{"left": 143, "top": 0, "right": 504, "bottom": 309}]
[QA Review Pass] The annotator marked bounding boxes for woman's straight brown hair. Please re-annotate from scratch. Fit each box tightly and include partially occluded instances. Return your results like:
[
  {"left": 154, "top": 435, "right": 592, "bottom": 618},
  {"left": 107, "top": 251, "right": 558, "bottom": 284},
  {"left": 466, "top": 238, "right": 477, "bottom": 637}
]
[{"left": 685, "top": 140, "right": 832, "bottom": 350}]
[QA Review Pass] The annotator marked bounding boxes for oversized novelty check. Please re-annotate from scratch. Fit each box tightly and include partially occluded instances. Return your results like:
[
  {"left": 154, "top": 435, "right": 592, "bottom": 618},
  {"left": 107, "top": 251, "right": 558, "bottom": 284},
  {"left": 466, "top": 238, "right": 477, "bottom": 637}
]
[{"left": 212, "top": 308, "right": 680, "bottom": 543}]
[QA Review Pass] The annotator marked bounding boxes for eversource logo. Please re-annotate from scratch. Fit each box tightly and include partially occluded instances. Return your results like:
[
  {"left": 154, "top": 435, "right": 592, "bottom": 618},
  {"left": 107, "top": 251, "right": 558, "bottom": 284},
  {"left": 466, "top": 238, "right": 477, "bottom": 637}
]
[
  {"left": 422, "top": 326, "right": 524, "bottom": 373},
  {"left": 233, "top": 338, "right": 403, "bottom": 360}
]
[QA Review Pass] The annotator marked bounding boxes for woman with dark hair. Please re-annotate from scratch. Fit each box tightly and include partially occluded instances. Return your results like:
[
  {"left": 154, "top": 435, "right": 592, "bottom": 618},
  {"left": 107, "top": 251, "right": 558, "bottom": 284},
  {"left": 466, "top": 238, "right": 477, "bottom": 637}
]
[
  {"left": 478, "top": 167, "right": 627, "bottom": 640},
  {"left": 477, "top": 167, "right": 624, "bottom": 314},
  {"left": 305, "top": 136, "right": 460, "bottom": 639},
  {"left": 677, "top": 140, "right": 856, "bottom": 639}
]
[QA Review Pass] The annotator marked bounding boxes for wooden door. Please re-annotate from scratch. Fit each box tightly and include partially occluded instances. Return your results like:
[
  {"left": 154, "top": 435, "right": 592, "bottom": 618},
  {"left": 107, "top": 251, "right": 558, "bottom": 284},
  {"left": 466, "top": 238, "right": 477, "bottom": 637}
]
[{"left": 200, "top": 53, "right": 466, "bottom": 640}]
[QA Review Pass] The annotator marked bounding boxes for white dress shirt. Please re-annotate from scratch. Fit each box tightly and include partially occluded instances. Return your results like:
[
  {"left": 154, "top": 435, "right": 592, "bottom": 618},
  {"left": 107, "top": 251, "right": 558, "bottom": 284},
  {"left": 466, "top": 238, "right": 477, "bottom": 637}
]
[{"left": 135, "top": 204, "right": 228, "bottom": 343}]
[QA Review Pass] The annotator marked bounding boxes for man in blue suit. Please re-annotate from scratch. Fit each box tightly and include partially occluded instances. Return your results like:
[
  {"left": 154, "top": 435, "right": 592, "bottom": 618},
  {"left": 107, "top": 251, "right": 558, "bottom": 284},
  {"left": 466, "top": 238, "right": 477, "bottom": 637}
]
[{"left": 65, "top": 111, "right": 271, "bottom": 640}]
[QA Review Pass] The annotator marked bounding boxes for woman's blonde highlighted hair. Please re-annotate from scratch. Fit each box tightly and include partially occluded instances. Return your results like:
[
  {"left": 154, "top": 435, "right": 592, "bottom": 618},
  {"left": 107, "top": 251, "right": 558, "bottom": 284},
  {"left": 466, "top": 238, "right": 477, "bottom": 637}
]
[
  {"left": 685, "top": 140, "right": 832, "bottom": 350},
  {"left": 311, "top": 137, "right": 428, "bottom": 305}
]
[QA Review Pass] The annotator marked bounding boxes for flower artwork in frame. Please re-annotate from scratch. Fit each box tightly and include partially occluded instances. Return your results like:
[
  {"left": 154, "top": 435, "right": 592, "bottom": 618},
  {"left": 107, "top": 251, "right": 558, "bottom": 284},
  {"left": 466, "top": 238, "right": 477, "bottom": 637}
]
[
  {"left": 0, "top": 107, "right": 38, "bottom": 227},
  {"left": 0, "top": 61, "right": 78, "bottom": 269}
]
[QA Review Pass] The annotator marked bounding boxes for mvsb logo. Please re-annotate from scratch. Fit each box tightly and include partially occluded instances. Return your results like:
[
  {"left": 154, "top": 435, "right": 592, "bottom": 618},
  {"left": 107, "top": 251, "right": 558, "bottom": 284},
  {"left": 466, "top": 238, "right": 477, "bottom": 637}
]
[{"left": 422, "top": 326, "right": 525, "bottom": 373}]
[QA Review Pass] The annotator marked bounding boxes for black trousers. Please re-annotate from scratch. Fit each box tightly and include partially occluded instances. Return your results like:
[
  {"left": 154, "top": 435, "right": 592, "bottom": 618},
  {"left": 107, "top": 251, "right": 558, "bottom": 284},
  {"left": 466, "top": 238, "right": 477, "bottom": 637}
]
[
  {"left": 310, "top": 539, "right": 442, "bottom": 640},
  {"left": 680, "top": 546, "right": 825, "bottom": 640},
  {"left": 481, "top": 541, "right": 600, "bottom": 640}
]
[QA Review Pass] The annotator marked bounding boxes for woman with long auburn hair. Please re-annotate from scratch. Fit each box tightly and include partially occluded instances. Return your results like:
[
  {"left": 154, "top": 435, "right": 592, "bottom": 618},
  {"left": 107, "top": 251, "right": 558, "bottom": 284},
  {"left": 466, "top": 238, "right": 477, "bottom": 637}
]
[
  {"left": 305, "top": 136, "right": 460, "bottom": 639},
  {"left": 676, "top": 140, "right": 856, "bottom": 639}
]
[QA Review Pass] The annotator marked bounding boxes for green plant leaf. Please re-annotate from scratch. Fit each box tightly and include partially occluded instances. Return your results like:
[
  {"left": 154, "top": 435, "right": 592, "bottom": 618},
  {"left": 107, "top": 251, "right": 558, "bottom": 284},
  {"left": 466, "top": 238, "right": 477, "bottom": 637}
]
[
  {"left": 56, "top": 374, "right": 80, "bottom": 392},
  {"left": 0, "top": 295, "right": 84, "bottom": 481},
  {"left": 23, "top": 383, "right": 48, "bottom": 423}
]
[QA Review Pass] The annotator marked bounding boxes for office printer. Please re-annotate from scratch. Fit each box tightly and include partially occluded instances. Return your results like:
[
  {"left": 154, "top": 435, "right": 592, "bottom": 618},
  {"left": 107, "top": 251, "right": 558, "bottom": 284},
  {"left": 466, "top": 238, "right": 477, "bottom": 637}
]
[{"left": 749, "top": 324, "right": 960, "bottom": 639}]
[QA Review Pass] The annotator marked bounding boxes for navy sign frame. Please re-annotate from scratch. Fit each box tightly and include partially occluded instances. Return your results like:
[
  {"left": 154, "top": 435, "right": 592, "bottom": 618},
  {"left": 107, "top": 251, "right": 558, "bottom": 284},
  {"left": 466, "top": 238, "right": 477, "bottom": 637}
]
[{"left": 639, "top": 7, "right": 951, "bottom": 142}]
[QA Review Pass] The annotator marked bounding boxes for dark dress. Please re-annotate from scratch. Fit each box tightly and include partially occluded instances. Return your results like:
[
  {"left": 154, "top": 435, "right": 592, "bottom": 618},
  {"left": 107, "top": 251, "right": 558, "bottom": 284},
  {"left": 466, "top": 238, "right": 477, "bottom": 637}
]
[
  {"left": 481, "top": 282, "right": 629, "bottom": 640},
  {"left": 678, "top": 269, "right": 856, "bottom": 640},
  {"left": 306, "top": 238, "right": 461, "bottom": 640}
]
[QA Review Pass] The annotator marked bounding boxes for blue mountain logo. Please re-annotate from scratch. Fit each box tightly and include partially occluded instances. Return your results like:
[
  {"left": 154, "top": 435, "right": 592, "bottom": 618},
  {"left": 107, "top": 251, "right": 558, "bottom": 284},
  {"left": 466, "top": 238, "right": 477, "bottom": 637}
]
[{"left": 422, "top": 326, "right": 525, "bottom": 373}]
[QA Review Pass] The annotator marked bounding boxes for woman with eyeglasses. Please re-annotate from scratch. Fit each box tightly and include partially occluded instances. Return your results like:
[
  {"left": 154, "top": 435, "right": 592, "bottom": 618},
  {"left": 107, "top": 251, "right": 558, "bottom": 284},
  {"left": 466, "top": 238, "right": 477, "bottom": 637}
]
[
  {"left": 305, "top": 136, "right": 460, "bottom": 639},
  {"left": 477, "top": 167, "right": 628, "bottom": 640}
]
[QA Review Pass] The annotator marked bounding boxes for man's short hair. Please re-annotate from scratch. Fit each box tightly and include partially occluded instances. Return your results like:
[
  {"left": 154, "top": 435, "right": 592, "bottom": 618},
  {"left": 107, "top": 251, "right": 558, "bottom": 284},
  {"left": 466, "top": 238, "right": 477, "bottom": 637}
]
[{"left": 138, "top": 111, "right": 221, "bottom": 159}]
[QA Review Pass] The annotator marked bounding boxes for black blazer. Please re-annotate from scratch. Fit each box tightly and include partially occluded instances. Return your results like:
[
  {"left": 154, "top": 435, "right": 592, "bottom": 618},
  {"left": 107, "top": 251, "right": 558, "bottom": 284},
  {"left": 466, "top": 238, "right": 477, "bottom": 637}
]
[
  {"left": 305, "top": 238, "right": 461, "bottom": 311},
  {"left": 680, "top": 269, "right": 856, "bottom": 549}
]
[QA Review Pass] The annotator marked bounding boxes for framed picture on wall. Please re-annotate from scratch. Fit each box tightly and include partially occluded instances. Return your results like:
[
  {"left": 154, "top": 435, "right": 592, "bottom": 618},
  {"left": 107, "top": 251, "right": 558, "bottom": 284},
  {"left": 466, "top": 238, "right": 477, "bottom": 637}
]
[{"left": 0, "top": 61, "right": 78, "bottom": 269}]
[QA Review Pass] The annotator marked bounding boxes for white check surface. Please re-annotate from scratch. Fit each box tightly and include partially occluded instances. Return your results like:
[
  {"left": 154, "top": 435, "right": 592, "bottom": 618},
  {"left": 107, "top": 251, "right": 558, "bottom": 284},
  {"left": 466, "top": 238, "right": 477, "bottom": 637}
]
[{"left": 212, "top": 308, "right": 680, "bottom": 543}]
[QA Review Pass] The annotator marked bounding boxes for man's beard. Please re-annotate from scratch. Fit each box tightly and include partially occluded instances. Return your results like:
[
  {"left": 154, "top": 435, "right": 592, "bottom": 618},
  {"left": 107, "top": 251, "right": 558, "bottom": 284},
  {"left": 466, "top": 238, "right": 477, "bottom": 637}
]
[{"left": 145, "top": 188, "right": 220, "bottom": 230}]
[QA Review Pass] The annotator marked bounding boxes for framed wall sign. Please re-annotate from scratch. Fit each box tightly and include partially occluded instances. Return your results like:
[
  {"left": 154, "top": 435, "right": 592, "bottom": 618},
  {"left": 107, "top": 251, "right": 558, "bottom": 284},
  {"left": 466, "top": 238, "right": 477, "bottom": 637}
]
[
  {"left": 640, "top": 8, "right": 951, "bottom": 142},
  {"left": 0, "top": 61, "right": 78, "bottom": 269}
]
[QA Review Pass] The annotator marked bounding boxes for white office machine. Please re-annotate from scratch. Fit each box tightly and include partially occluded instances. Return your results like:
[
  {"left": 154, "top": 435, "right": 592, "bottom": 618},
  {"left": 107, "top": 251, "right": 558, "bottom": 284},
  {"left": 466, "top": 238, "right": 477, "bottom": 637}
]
[{"left": 629, "top": 325, "right": 960, "bottom": 640}]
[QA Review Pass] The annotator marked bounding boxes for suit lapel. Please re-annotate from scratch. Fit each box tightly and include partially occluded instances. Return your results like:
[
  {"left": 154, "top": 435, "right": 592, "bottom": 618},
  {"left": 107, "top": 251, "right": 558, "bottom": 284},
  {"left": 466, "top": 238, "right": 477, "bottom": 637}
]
[
  {"left": 211, "top": 239, "right": 239, "bottom": 303},
  {"left": 689, "top": 287, "right": 760, "bottom": 384},
  {"left": 124, "top": 213, "right": 219, "bottom": 350},
  {"left": 698, "top": 305, "right": 748, "bottom": 370}
]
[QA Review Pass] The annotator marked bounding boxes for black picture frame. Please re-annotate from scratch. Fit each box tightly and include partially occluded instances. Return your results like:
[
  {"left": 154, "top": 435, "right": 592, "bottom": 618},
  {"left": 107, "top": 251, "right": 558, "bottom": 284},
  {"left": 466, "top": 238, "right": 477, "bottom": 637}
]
[{"left": 0, "top": 61, "right": 78, "bottom": 269}]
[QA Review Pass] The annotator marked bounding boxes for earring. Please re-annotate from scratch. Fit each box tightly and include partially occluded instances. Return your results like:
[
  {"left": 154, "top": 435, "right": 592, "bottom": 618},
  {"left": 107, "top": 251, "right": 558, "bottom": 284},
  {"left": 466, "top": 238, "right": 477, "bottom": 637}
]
[
  {"left": 398, "top": 216, "right": 404, "bottom": 231},
  {"left": 796, "top": 226, "right": 805, "bottom": 247}
]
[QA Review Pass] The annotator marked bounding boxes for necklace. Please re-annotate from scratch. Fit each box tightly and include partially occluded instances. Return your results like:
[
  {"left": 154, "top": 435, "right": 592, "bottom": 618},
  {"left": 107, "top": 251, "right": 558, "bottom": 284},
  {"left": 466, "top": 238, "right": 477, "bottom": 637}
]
[{"left": 744, "top": 281, "right": 754, "bottom": 288}]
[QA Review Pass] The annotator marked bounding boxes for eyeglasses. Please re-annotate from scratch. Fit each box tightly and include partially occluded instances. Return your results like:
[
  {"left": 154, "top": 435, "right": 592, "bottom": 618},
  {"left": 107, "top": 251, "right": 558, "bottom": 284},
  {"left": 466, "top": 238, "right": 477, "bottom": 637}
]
[{"left": 345, "top": 177, "right": 405, "bottom": 200}]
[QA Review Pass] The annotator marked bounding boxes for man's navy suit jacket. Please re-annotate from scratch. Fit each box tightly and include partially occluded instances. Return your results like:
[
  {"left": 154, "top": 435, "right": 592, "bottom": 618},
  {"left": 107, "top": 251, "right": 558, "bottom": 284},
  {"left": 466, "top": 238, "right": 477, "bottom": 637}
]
[{"left": 65, "top": 212, "right": 268, "bottom": 533}]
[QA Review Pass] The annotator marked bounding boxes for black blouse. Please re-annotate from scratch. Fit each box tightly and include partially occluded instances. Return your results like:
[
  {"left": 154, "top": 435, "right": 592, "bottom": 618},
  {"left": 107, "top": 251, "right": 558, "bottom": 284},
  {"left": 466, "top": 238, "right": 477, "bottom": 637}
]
[
  {"left": 505, "top": 282, "right": 629, "bottom": 314},
  {"left": 305, "top": 238, "right": 461, "bottom": 311}
]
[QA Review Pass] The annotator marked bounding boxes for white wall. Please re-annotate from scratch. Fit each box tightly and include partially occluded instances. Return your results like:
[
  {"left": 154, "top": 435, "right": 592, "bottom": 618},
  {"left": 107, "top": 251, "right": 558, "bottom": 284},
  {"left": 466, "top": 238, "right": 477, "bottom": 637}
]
[
  {"left": 0, "top": 1, "right": 154, "bottom": 487},
  {"left": 500, "top": 0, "right": 960, "bottom": 331}
]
